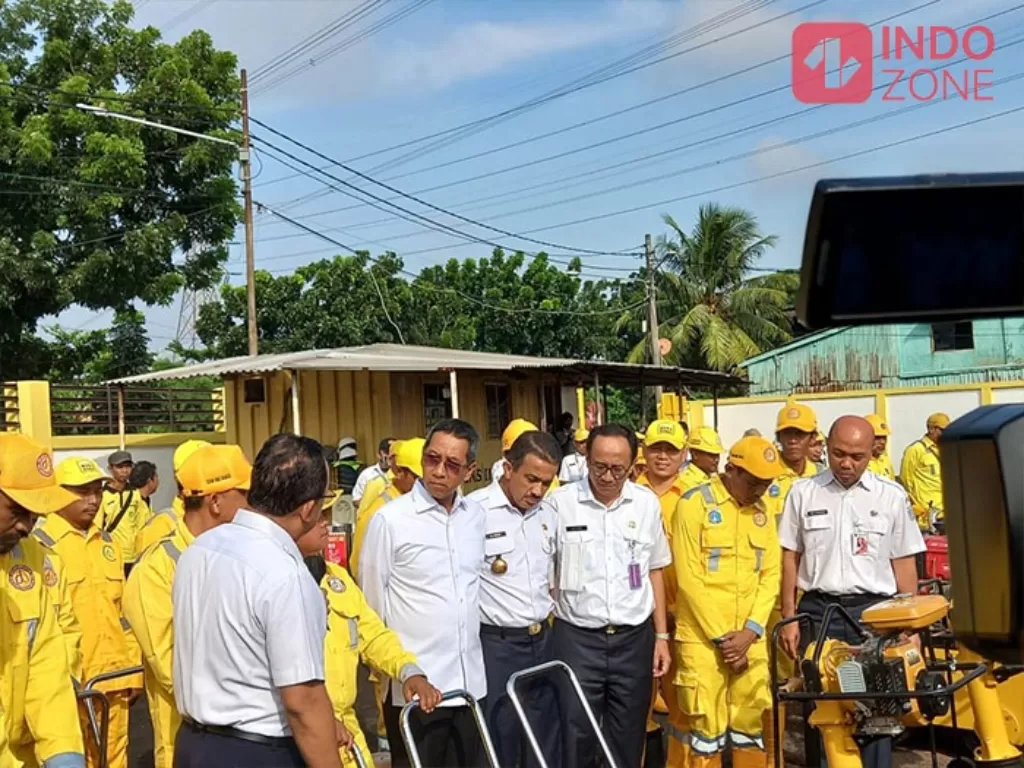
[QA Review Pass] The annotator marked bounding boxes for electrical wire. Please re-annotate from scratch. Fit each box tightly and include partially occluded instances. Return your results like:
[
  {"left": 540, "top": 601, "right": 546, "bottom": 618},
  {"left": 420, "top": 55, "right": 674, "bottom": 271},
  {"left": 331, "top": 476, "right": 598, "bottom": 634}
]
[{"left": 162, "top": 0, "right": 217, "bottom": 33}]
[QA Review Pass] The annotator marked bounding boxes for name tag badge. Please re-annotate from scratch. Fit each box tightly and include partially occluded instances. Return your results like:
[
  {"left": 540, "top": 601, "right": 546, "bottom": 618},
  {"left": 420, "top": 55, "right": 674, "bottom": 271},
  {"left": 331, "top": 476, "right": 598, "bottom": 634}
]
[
  {"left": 852, "top": 534, "right": 869, "bottom": 556},
  {"left": 807, "top": 509, "right": 829, "bottom": 518},
  {"left": 566, "top": 525, "right": 588, "bottom": 533},
  {"left": 485, "top": 531, "right": 507, "bottom": 540}
]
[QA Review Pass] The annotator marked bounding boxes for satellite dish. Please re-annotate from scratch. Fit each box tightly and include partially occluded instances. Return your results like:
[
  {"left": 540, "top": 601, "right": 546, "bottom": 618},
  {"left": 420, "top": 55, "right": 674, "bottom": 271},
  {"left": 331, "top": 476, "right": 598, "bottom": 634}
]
[{"left": 658, "top": 338, "right": 673, "bottom": 356}]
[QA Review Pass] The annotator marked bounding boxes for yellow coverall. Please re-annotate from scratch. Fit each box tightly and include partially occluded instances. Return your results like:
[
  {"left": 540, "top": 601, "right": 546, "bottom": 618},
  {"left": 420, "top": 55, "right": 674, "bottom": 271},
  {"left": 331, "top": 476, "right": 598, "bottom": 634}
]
[
  {"left": 321, "top": 563, "right": 420, "bottom": 768},
  {"left": 133, "top": 497, "right": 183, "bottom": 558},
  {"left": 121, "top": 517, "right": 194, "bottom": 768},
  {"left": 868, "top": 454, "right": 895, "bottom": 481},
  {"left": 100, "top": 488, "right": 147, "bottom": 567},
  {"left": 900, "top": 437, "right": 943, "bottom": 530},
  {"left": 672, "top": 477, "right": 781, "bottom": 768},
  {"left": 40, "top": 549, "right": 84, "bottom": 684},
  {"left": 1, "top": 537, "right": 86, "bottom": 768},
  {"left": 350, "top": 483, "right": 399, "bottom": 580},
  {"left": 32, "top": 518, "right": 141, "bottom": 768},
  {"left": 679, "top": 463, "right": 712, "bottom": 493}
]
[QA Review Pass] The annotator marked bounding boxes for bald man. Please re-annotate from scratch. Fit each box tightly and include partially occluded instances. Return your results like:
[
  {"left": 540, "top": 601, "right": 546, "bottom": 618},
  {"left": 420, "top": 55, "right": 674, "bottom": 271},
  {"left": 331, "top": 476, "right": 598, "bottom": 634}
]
[{"left": 777, "top": 416, "right": 925, "bottom": 768}]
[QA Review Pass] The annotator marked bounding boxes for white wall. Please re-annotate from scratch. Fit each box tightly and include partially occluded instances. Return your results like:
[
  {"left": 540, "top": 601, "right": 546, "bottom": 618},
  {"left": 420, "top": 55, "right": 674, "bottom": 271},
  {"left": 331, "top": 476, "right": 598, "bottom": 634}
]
[
  {"left": 53, "top": 445, "right": 177, "bottom": 512},
  {"left": 884, "top": 390, "right": 981, "bottom": 467}
]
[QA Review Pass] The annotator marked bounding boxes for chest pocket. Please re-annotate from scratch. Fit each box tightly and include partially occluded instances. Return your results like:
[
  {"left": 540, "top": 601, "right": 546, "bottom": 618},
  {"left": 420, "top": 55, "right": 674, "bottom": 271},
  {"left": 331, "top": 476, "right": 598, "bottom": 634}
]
[
  {"left": 855, "top": 516, "right": 889, "bottom": 557},
  {"left": 700, "top": 526, "right": 734, "bottom": 578},
  {"left": 5, "top": 580, "right": 41, "bottom": 660},
  {"left": 617, "top": 518, "right": 652, "bottom": 570},
  {"left": 747, "top": 528, "right": 769, "bottom": 573},
  {"left": 327, "top": 596, "right": 361, "bottom": 651},
  {"left": 558, "top": 527, "right": 593, "bottom": 592},
  {"left": 803, "top": 511, "right": 834, "bottom": 553},
  {"left": 485, "top": 531, "right": 514, "bottom": 563}
]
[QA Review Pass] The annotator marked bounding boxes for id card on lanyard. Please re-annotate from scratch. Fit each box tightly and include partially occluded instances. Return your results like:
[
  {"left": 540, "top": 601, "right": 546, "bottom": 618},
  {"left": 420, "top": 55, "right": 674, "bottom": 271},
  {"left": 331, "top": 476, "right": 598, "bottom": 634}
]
[{"left": 628, "top": 540, "right": 642, "bottom": 590}]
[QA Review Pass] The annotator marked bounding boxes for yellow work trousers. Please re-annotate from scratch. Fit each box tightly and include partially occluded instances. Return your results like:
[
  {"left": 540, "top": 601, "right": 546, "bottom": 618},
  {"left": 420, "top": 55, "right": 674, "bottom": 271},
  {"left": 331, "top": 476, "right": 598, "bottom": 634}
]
[
  {"left": 661, "top": 652, "right": 689, "bottom": 767},
  {"left": 339, "top": 706, "right": 372, "bottom": 768},
  {"left": 673, "top": 638, "right": 771, "bottom": 768},
  {"left": 142, "top": 676, "right": 180, "bottom": 768},
  {"left": 80, "top": 690, "right": 130, "bottom": 768}
]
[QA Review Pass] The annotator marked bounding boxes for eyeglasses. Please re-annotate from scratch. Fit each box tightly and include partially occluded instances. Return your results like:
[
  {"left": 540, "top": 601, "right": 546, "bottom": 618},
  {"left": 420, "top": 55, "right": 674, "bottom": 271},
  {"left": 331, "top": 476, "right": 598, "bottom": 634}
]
[
  {"left": 590, "top": 462, "right": 630, "bottom": 480},
  {"left": 423, "top": 451, "right": 469, "bottom": 477}
]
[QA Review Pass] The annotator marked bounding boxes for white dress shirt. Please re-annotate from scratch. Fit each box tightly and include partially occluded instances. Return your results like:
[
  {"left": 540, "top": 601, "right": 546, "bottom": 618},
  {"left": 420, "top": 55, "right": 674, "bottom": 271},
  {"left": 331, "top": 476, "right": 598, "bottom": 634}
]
[
  {"left": 361, "top": 481, "right": 486, "bottom": 706},
  {"left": 467, "top": 480, "right": 556, "bottom": 628},
  {"left": 558, "top": 454, "right": 588, "bottom": 483},
  {"left": 490, "top": 458, "right": 506, "bottom": 483},
  {"left": 172, "top": 509, "right": 326, "bottom": 736},
  {"left": 543, "top": 480, "right": 672, "bottom": 629},
  {"left": 779, "top": 469, "right": 926, "bottom": 596},
  {"left": 353, "top": 464, "right": 386, "bottom": 502}
]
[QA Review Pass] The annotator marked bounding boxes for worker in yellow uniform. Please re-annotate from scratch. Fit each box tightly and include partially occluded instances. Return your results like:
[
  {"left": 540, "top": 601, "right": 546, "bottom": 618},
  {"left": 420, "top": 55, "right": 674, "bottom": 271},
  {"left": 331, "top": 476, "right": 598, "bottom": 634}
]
[
  {"left": 41, "top": 546, "right": 84, "bottom": 686},
  {"left": 134, "top": 439, "right": 210, "bottom": 556},
  {"left": 297, "top": 504, "right": 443, "bottom": 767},
  {"left": 32, "top": 458, "right": 143, "bottom": 768},
  {"left": 900, "top": 412, "right": 949, "bottom": 532},
  {"left": 672, "top": 436, "right": 784, "bottom": 768},
  {"left": 122, "top": 445, "right": 250, "bottom": 768},
  {"left": 354, "top": 439, "right": 400, "bottom": 526},
  {"left": 866, "top": 415, "right": 895, "bottom": 480},
  {"left": 99, "top": 451, "right": 144, "bottom": 577},
  {"left": 680, "top": 427, "right": 724, "bottom": 492},
  {"left": 0, "top": 433, "right": 86, "bottom": 768},
  {"left": 636, "top": 420, "right": 690, "bottom": 767}
]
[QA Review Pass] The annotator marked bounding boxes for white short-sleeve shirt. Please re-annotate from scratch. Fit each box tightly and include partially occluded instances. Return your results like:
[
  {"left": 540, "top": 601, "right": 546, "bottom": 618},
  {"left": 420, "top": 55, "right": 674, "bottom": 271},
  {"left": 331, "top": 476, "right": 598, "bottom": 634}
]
[
  {"left": 544, "top": 480, "right": 672, "bottom": 629},
  {"left": 172, "top": 509, "right": 327, "bottom": 737},
  {"left": 360, "top": 481, "right": 486, "bottom": 707},
  {"left": 353, "top": 464, "right": 386, "bottom": 502},
  {"left": 558, "top": 454, "right": 588, "bottom": 484},
  {"left": 467, "top": 481, "right": 556, "bottom": 628},
  {"left": 779, "top": 469, "right": 926, "bottom": 596}
]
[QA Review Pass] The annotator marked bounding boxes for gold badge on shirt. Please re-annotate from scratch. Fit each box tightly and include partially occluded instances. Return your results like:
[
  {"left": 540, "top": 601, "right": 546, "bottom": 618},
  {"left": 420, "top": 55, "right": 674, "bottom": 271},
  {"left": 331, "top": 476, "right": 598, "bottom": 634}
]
[
  {"left": 491, "top": 556, "right": 509, "bottom": 575},
  {"left": 102, "top": 545, "right": 117, "bottom": 563},
  {"left": 753, "top": 512, "right": 767, "bottom": 528},
  {"left": 9, "top": 564, "right": 35, "bottom": 591},
  {"left": 327, "top": 576, "right": 345, "bottom": 593},
  {"left": 43, "top": 567, "right": 58, "bottom": 588}
]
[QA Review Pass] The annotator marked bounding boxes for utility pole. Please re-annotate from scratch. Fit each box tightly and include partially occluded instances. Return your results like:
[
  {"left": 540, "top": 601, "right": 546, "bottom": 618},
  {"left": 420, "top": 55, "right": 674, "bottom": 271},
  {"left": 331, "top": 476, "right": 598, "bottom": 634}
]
[
  {"left": 240, "top": 68, "right": 258, "bottom": 357},
  {"left": 645, "top": 233, "right": 665, "bottom": 414}
]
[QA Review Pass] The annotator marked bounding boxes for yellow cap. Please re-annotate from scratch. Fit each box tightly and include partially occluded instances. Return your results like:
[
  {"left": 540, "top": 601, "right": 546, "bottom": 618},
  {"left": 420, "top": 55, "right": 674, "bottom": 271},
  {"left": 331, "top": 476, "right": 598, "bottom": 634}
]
[
  {"left": 178, "top": 445, "right": 252, "bottom": 497},
  {"left": 0, "top": 435, "right": 78, "bottom": 514},
  {"left": 322, "top": 489, "right": 342, "bottom": 511},
  {"left": 727, "top": 436, "right": 785, "bottom": 481},
  {"left": 687, "top": 426, "right": 724, "bottom": 455},
  {"left": 395, "top": 437, "right": 425, "bottom": 477},
  {"left": 574, "top": 428, "right": 590, "bottom": 443},
  {"left": 388, "top": 439, "right": 402, "bottom": 458},
  {"left": 55, "top": 456, "right": 110, "bottom": 488},
  {"left": 502, "top": 419, "right": 538, "bottom": 453},
  {"left": 174, "top": 439, "right": 212, "bottom": 474},
  {"left": 776, "top": 403, "right": 817, "bottom": 433},
  {"left": 865, "top": 414, "right": 890, "bottom": 437},
  {"left": 927, "top": 412, "right": 951, "bottom": 429},
  {"left": 644, "top": 420, "right": 687, "bottom": 450}
]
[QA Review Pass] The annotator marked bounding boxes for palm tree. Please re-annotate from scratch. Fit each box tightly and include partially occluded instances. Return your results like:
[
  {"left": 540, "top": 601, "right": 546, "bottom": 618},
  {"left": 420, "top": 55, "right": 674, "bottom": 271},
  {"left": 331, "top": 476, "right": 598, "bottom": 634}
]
[{"left": 620, "top": 204, "right": 797, "bottom": 372}]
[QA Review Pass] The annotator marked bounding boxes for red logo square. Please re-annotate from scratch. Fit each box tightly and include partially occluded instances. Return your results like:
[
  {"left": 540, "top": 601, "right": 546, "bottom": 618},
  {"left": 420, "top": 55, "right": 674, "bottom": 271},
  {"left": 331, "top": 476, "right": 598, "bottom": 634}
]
[{"left": 792, "top": 22, "right": 873, "bottom": 103}]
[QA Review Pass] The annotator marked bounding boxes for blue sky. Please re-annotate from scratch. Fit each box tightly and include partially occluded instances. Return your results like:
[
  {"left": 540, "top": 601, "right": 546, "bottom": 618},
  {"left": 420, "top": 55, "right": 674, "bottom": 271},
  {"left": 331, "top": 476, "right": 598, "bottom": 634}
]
[{"left": 55, "top": 0, "right": 1024, "bottom": 354}]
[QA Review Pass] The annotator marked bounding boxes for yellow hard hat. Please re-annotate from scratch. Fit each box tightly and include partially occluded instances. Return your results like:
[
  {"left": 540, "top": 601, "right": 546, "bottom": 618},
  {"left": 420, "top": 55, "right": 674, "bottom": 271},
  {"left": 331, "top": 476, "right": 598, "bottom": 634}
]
[
  {"left": 645, "top": 420, "right": 687, "bottom": 450},
  {"left": 927, "top": 412, "right": 951, "bottom": 429},
  {"left": 55, "top": 456, "right": 110, "bottom": 487},
  {"left": 502, "top": 419, "right": 538, "bottom": 453},
  {"left": 865, "top": 414, "right": 890, "bottom": 437},
  {"left": 776, "top": 403, "right": 817, "bottom": 433},
  {"left": 728, "top": 436, "right": 785, "bottom": 481},
  {"left": 574, "top": 428, "right": 590, "bottom": 443},
  {"left": 687, "top": 426, "right": 724, "bottom": 455},
  {"left": 174, "top": 439, "right": 212, "bottom": 474},
  {"left": 178, "top": 445, "right": 252, "bottom": 497},
  {"left": 395, "top": 437, "right": 425, "bottom": 477}
]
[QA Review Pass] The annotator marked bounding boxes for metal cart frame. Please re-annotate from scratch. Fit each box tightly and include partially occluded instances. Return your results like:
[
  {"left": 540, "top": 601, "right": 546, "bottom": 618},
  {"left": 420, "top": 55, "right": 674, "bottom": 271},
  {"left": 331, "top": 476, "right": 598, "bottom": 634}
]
[
  {"left": 399, "top": 689, "right": 501, "bottom": 768},
  {"left": 79, "top": 666, "right": 144, "bottom": 768}
]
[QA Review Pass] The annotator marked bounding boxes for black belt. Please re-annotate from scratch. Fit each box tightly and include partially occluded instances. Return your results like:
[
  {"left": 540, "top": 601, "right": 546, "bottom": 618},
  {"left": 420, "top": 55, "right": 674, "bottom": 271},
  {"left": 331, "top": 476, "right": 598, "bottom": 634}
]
[
  {"left": 557, "top": 618, "right": 646, "bottom": 635},
  {"left": 802, "top": 590, "right": 889, "bottom": 608},
  {"left": 182, "top": 717, "right": 295, "bottom": 747},
  {"left": 481, "top": 620, "right": 549, "bottom": 638}
]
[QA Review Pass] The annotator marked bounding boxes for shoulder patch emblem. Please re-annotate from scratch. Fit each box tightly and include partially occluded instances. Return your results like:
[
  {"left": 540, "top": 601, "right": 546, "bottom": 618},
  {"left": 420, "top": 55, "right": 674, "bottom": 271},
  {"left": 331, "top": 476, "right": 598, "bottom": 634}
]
[
  {"left": 753, "top": 512, "right": 767, "bottom": 528},
  {"left": 769, "top": 484, "right": 780, "bottom": 498},
  {"left": 101, "top": 544, "right": 117, "bottom": 563},
  {"left": 327, "top": 576, "right": 345, "bottom": 593},
  {"left": 9, "top": 564, "right": 35, "bottom": 591},
  {"left": 708, "top": 509, "right": 723, "bottom": 525},
  {"left": 43, "top": 566, "right": 58, "bottom": 588}
]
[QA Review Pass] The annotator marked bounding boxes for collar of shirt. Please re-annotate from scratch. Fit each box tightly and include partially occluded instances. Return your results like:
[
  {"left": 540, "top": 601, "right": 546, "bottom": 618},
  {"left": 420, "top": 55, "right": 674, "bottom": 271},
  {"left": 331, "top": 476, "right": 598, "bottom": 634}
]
[
  {"left": 575, "top": 477, "right": 635, "bottom": 511},
  {"left": 708, "top": 474, "right": 767, "bottom": 513},
  {"left": 781, "top": 459, "right": 818, "bottom": 480},
  {"left": 481, "top": 479, "right": 536, "bottom": 519},
  {"left": 636, "top": 471, "right": 686, "bottom": 498},
  {"left": 39, "top": 513, "right": 102, "bottom": 543},
  {"left": 231, "top": 509, "right": 303, "bottom": 563},
  {"left": 822, "top": 468, "right": 876, "bottom": 493},
  {"left": 411, "top": 479, "right": 468, "bottom": 516},
  {"left": 922, "top": 436, "right": 939, "bottom": 454}
]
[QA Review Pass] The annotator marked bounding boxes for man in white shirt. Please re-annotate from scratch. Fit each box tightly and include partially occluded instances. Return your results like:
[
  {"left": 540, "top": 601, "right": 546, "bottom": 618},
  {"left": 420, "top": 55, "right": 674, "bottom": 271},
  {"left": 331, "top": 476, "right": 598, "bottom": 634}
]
[
  {"left": 544, "top": 423, "right": 673, "bottom": 768},
  {"left": 172, "top": 433, "right": 348, "bottom": 768},
  {"left": 558, "top": 427, "right": 589, "bottom": 483},
  {"left": 468, "top": 430, "right": 561, "bottom": 768},
  {"left": 778, "top": 415, "right": 925, "bottom": 768},
  {"left": 361, "top": 418, "right": 486, "bottom": 768},
  {"left": 352, "top": 437, "right": 393, "bottom": 505}
]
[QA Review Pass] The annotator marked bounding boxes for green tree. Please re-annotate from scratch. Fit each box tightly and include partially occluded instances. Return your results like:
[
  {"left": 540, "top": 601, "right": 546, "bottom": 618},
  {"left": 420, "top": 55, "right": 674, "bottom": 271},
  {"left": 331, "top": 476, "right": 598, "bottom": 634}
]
[
  {"left": 0, "top": 0, "right": 241, "bottom": 376},
  {"left": 620, "top": 205, "right": 796, "bottom": 372}
]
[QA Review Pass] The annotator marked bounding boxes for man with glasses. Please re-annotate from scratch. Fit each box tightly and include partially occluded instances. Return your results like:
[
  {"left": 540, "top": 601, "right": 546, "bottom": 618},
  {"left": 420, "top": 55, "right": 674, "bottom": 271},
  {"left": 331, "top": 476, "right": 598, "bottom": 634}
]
[
  {"left": 361, "top": 418, "right": 487, "bottom": 768},
  {"left": 544, "top": 423, "right": 672, "bottom": 768}
]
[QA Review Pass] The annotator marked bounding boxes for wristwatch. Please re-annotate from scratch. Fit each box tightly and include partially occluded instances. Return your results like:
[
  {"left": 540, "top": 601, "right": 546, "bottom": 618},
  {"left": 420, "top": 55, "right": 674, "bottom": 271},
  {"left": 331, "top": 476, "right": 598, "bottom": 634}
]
[{"left": 655, "top": 632, "right": 670, "bottom": 641}]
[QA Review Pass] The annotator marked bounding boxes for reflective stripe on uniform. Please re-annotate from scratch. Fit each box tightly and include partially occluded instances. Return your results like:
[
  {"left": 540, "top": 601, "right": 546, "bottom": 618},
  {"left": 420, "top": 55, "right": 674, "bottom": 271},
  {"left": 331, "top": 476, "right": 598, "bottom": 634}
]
[
  {"left": 755, "top": 548, "right": 763, "bottom": 572},
  {"left": 120, "top": 617, "right": 132, "bottom": 632},
  {"left": 26, "top": 618, "right": 38, "bottom": 654},
  {"left": 708, "top": 548, "right": 721, "bottom": 572},
  {"left": 664, "top": 721, "right": 688, "bottom": 744},
  {"left": 689, "top": 731, "right": 728, "bottom": 755},
  {"left": 100, "top": 531, "right": 112, "bottom": 543},
  {"left": 682, "top": 483, "right": 716, "bottom": 505},
  {"left": 730, "top": 730, "right": 765, "bottom": 750},
  {"left": 160, "top": 540, "right": 181, "bottom": 563},
  {"left": 32, "top": 529, "right": 55, "bottom": 547}
]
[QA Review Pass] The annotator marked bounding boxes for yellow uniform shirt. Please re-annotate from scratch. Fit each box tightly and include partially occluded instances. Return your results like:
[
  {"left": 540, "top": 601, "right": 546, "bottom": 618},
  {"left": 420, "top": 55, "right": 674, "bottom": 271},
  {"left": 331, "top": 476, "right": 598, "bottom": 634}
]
[
  {"left": 350, "top": 483, "right": 400, "bottom": 580},
  {"left": 357, "top": 473, "right": 392, "bottom": 513},
  {"left": 40, "top": 549, "right": 84, "bottom": 683},
  {"left": 762, "top": 459, "right": 819, "bottom": 522},
  {"left": 135, "top": 498, "right": 183, "bottom": 558},
  {"left": 0, "top": 538, "right": 85, "bottom": 766},
  {"left": 868, "top": 454, "right": 895, "bottom": 481},
  {"left": 101, "top": 487, "right": 149, "bottom": 565},
  {"left": 900, "top": 437, "right": 943, "bottom": 529},
  {"left": 671, "top": 476, "right": 781, "bottom": 643},
  {"left": 636, "top": 471, "right": 687, "bottom": 612},
  {"left": 33, "top": 517, "right": 142, "bottom": 694},
  {"left": 321, "top": 563, "right": 419, "bottom": 768},
  {"left": 679, "top": 462, "right": 712, "bottom": 493},
  {"left": 122, "top": 515, "right": 194, "bottom": 768}
]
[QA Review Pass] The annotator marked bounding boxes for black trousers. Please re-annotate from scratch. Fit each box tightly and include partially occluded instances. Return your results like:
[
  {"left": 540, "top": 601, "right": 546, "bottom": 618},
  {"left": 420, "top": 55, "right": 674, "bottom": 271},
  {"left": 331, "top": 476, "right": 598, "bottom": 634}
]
[
  {"left": 799, "top": 591, "right": 893, "bottom": 768},
  {"left": 384, "top": 698, "right": 483, "bottom": 768},
  {"left": 173, "top": 719, "right": 304, "bottom": 768},
  {"left": 553, "top": 618, "right": 654, "bottom": 768},
  {"left": 480, "top": 623, "right": 560, "bottom": 768}
]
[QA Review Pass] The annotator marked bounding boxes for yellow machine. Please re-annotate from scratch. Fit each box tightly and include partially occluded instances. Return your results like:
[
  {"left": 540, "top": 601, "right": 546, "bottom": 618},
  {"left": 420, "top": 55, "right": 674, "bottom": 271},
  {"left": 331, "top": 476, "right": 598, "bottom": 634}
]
[{"left": 774, "top": 594, "right": 1024, "bottom": 768}]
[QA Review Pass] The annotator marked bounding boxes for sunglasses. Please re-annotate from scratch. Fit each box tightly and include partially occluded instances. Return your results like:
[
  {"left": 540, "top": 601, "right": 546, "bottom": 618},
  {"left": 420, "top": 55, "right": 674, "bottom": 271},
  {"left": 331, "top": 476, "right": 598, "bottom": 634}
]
[{"left": 422, "top": 451, "right": 469, "bottom": 477}]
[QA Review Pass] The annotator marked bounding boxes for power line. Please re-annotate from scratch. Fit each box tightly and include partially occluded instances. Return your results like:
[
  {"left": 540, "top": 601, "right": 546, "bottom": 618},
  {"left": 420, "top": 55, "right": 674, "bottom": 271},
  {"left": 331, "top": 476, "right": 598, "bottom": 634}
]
[{"left": 162, "top": 0, "right": 217, "bottom": 33}]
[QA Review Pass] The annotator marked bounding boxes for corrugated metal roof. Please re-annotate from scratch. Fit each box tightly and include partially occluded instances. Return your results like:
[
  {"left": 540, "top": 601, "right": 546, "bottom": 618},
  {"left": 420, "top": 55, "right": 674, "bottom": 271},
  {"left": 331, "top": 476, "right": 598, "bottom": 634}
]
[{"left": 106, "top": 343, "right": 743, "bottom": 388}]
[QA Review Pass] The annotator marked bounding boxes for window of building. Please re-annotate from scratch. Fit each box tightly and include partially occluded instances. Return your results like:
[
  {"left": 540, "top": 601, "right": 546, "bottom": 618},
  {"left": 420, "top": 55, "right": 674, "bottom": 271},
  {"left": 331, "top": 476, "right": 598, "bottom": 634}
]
[
  {"left": 931, "top": 321, "right": 975, "bottom": 352},
  {"left": 485, "top": 383, "right": 511, "bottom": 440},
  {"left": 423, "top": 383, "right": 452, "bottom": 430}
]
